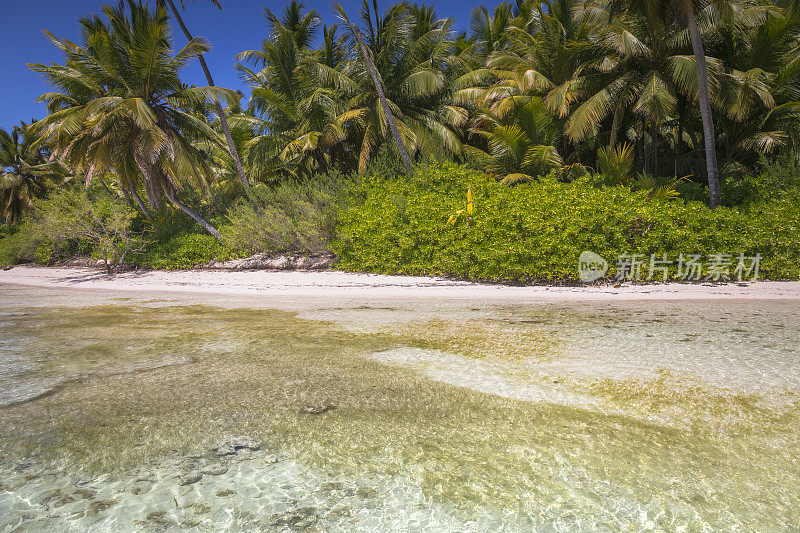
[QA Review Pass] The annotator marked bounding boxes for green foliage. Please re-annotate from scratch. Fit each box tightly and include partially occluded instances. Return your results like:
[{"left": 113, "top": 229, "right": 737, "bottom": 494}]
[
  {"left": 468, "top": 96, "right": 563, "bottom": 184},
  {"left": 744, "top": 156, "right": 800, "bottom": 203},
  {"left": 333, "top": 161, "right": 800, "bottom": 282},
  {"left": 632, "top": 174, "right": 686, "bottom": 202},
  {"left": 0, "top": 186, "right": 141, "bottom": 268},
  {"left": 222, "top": 177, "right": 343, "bottom": 255},
  {"left": 139, "top": 233, "right": 228, "bottom": 270},
  {"left": 678, "top": 156, "right": 800, "bottom": 206},
  {"left": 0, "top": 224, "right": 41, "bottom": 266},
  {"left": 35, "top": 187, "right": 144, "bottom": 269},
  {"left": 597, "top": 144, "right": 635, "bottom": 185}
]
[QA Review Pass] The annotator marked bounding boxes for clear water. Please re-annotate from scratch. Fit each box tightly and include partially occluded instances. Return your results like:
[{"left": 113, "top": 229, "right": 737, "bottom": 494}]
[{"left": 0, "top": 286, "right": 799, "bottom": 531}]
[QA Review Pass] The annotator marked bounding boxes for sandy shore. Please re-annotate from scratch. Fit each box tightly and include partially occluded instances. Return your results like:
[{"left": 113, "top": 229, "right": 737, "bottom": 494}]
[{"left": 0, "top": 265, "right": 799, "bottom": 300}]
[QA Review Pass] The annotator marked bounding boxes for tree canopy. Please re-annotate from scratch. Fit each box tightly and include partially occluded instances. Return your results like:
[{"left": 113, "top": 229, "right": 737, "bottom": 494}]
[{"left": 15, "top": 0, "right": 800, "bottom": 230}]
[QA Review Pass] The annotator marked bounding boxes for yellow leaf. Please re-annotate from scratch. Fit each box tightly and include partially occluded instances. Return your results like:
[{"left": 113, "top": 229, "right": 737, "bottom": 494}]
[{"left": 466, "top": 187, "right": 474, "bottom": 216}]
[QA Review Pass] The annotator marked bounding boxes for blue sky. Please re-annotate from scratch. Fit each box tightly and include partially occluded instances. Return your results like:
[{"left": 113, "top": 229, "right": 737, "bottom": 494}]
[{"left": 0, "top": 0, "right": 498, "bottom": 131}]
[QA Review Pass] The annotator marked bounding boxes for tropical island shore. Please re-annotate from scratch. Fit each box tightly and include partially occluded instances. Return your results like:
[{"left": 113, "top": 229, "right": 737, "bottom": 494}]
[{"left": 1, "top": 265, "right": 799, "bottom": 301}]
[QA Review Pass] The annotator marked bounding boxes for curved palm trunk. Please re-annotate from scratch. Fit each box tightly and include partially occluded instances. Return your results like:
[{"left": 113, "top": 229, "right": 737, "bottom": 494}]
[
  {"left": 163, "top": 0, "right": 254, "bottom": 203},
  {"left": 164, "top": 186, "right": 223, "bottom": 241},
  {"left": 685, "top": 10, "right": 721, "bottom": 208},
  {"left": 352, "top": 26, "right": 414, "bottom": 177},
  {"left": 136, "top": 154, "right": 222, "bottom": 240},
  {"left": 130, "top": 188, "right": 155, "bottom": 223}
]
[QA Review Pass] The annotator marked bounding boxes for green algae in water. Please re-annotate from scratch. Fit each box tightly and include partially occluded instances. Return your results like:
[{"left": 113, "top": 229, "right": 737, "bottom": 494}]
[{"left": 1, "top": 287, "right": 799, "bottom": 531}]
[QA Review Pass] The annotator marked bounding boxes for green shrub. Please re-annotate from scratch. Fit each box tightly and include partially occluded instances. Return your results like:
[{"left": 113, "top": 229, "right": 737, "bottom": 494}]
[
  {"left": 139, "top": 233, "right": 228, "bottom": 270},
  {"left": 0, "top": 224, "right": 39, "bottom": 265},
  {"left": 222, "top": 176, "right": 343, "bottom": 255},
  {"left": 746, "top": 156, "right": 800, "bottom": 203},
  {"left": 34, "top": 187, "right": 144, "bottom": 270},
  {"left": 0, "top": 218, "right": 70, "bottom": 265},
  {"left": 676, "top": 156, "right": 800, "bottom": 207},
  {"left": 333, "top": 160, "right": 800, "bottom": 282},
  {"left": 0, "top": 187, "right": 138, "bottom": 267}
]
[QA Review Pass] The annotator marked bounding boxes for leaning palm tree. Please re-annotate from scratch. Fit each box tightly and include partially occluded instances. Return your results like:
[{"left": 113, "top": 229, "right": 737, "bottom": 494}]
[
  {"left": 670, "top": 0, "right": 720, "bottom": 206},
  {"left": 29, "top": 2, "right": 234, "bottom": 239},
  {"left": 0, "top": 123, "right": 65, "bottom": 224},
  {"left": 153, "top": 0, "right": 254, "bottom": 203}
]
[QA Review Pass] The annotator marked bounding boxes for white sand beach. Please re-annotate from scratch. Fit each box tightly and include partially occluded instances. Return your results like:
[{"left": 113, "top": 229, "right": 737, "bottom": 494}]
[{"left": 1, "top": 265, "right": 798, "bottom": 300}]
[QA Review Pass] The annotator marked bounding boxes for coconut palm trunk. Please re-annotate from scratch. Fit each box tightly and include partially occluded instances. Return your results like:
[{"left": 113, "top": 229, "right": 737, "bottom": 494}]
[
  {"left": 165, "top": 187, "right": 223, "bottom": 240},
  {"left": 129, "top": 188, "right": 155, "bottom": 223},
  {"left": 352, "top": 26, "right": 415, "bottom": 177},
  {"left": 135, "top": 152, "right": 223, "bottom": 241},
  {"left": 162, "top": 0, "right": 254, "bottom": 202},
  {"left": 684, "top": 8, "right": 721, "bottom": 208}
]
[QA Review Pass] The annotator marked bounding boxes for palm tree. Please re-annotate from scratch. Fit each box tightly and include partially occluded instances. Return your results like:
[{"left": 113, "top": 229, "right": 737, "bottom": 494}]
[
  {"left": 0, "top": 123, "right": 65, "bottom": 224},
  {"left": 614, "top": 0, "right": 727, "bottom": 205},
  {"left": 563, "top": 5, "right": 709, "bottom": 175},
  {"left": 463, "top": 0, "right": 604, "bottom": 164},
  {"left": 708, "top": 2, "right": 800, "bottom": 174},
  {"left": 235, "top": 2, "right": 348, "bottom": 179},
  {"left": 467, "top": 96, "right": 563, "bottom": 183},
  {"left": 672, "top": 1, "right": 720, "bottom": 206},
  {"left": 332, "top": 0, "right": 468, "bottom": 171},
  {"left": 30, "top": 2, "right": 233, "bottom": 239},
  {"left": 154, "top": 0, "right": 254, "bottom": 203},
  {"left": 469, "top": 2, "right": 514, "bottom": 60},
  {"left": 349, "top": 19, "right": 416, "bottom": 175}
]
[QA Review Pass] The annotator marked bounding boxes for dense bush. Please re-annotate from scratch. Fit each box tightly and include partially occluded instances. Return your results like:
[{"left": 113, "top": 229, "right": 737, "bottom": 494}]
[
  {"left": 222, "top": 177, "right": 343, "bottom": 256},
  {"left": 138, "top": 233, "right": 229, "bottom": 270},
  {"left": 0, "top": 177, "right": 346, "bottom": 269},
  {"left": 0, "top": 223, "right": 43, "bottom": 265},
  {"left": 745, "top": 156, "right": 800, "bottom": 203},
  {"left": 676, "top": 156, "right": 800, "bottom": 207},
  {"left": 0, "top": 187, "right": 140, "bottom": 268},
  {"left": 333, "top": 161, "right": 800, "bottom": 282},
  {"left": 36, "top": 188, "right": 144, "bottom": 271},
  {"left": 4, "top": 160, "right": 798, "bottom": 281}
]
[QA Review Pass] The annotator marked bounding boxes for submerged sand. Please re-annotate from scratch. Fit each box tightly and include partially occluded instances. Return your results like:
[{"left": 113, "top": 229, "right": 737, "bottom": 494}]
[
  {"left": 1, "top": 281, "right": 799, "bottom": 530},
  {"left": 1, "top": 265, "right": 799, "bottom": 300}
]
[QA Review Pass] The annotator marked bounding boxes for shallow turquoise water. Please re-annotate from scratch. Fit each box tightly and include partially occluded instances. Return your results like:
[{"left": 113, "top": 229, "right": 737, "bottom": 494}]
[{"left": 1, "top": 285, "right": 799, "bottom": 531}]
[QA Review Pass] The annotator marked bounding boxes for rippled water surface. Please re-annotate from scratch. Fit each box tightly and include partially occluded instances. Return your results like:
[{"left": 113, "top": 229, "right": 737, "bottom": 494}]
[{"left": 1, "top": 285, "right": 799, "bottom": 531}]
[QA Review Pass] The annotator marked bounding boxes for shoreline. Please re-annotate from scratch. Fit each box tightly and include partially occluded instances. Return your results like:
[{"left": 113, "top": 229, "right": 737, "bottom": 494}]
[{"left": 1, "top": 265, "right": 799, "bottom": 301}]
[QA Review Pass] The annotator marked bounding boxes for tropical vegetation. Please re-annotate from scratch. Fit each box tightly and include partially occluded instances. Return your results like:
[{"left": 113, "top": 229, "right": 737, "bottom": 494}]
[
  {"left": 1, "top": 0, "right": 799, "bottom": 281},
  {"left": 335, "top": 159, "right": 800, "bottom": 281}
]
